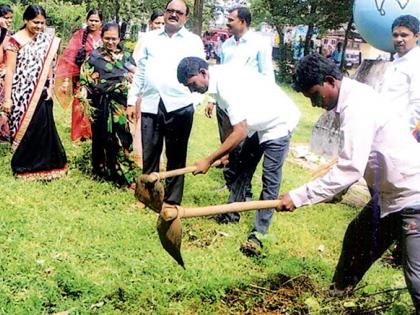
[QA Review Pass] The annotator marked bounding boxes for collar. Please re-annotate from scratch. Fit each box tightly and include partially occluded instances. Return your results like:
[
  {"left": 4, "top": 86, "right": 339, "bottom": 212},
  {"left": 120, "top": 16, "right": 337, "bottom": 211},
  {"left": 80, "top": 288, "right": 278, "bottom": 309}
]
[
  {"left": 334, "top": 77, "right": 349, "bottom": 115},
  {"left": 159, "top": 26, "right": 187, "bottom": 38},
  {"left": 208, "top": 65, "right": 222, "bottom": 95},
  {"left": 232, "top": 30, "right": 251, "bottom": 44},
  {"left": 394, "top": 45, "right": 420, "bottom": 62}
]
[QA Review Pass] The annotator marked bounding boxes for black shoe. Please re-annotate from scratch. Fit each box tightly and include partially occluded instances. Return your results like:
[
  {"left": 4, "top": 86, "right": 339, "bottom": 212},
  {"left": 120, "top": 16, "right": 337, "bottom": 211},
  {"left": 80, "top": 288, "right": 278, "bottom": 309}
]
[
  {"left": 240, "top": 239, "right": 262, "bottom": 257},
  {"left": 214, "top": 214, "right": 239, "bottom": 224}
]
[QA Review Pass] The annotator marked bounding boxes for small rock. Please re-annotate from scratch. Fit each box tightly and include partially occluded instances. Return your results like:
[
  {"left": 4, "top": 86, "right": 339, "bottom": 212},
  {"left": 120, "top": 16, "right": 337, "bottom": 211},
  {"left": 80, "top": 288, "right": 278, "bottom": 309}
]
[{"left": 90, "top": 301, "right": 105, "bottom": 309}]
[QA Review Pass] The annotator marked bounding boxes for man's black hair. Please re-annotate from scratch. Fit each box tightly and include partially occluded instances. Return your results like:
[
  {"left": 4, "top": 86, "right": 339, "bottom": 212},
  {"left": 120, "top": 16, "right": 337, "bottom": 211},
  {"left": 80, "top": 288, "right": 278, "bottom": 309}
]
[
  {"left": 228, "top": 6, "right": 251, "bottom": 26},
  {"left": 392, "top": 15, "right": 419, "bottom": 34},
  {"left": 293, "top": 53, "right": 343, "bottom": 92},
  {"left": 165, "top": 0, "right": 189, "bottom": 16},
  {"left": 177, "top": 57, "right": 208, "bottom": 85}
]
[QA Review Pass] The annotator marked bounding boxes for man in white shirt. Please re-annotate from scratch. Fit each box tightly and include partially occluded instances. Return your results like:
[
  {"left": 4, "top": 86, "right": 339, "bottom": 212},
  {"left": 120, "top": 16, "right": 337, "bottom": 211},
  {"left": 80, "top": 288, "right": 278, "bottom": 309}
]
[
  {"left": 206, "top": 6, "right": 275, "bottom": 223},
  {"left": 127, "top": 0, "right": 205, "bottom": 205},
  {"left": 381, "top": 15, "right": 420, "bottom": 133},
  {"left": 380, "top": 14, "right": 420, "bottom": 267},
  {"left": 177, "top": 56, "right": 300, "bottom": 255},
  {"left": 280, "top": 53, "right": 420, "bottom": 311}
]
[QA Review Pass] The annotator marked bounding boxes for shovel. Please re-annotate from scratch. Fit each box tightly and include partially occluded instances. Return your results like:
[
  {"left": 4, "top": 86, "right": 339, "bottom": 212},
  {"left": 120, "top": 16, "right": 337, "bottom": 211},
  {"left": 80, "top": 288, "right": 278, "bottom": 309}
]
[
  {"left": 157, "top": 200, "right": 284, "bottom": 267},
  {"left": 135, "top": 160, "right": 222, "bottom": 213}
]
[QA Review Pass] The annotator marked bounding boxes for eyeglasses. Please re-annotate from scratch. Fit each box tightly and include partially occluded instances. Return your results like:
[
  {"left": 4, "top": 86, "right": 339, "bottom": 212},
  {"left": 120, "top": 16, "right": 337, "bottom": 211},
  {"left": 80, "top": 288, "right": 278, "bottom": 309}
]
[{"left": 165, "top": 8, "right": 185, "bottom": 16}]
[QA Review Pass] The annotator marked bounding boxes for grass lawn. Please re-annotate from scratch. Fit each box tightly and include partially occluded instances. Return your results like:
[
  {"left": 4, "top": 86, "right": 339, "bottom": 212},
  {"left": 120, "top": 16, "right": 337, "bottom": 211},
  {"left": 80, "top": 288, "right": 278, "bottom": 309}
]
[{"left": 0, "top": 86, "right": 414, "bottom": 314}]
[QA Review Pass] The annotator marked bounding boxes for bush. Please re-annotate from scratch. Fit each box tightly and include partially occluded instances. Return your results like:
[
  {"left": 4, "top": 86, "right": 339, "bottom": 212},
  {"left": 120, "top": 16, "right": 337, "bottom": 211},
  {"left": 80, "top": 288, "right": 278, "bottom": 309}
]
[{"left": 123, "top": 40, "right": 136, "bottom": 53}]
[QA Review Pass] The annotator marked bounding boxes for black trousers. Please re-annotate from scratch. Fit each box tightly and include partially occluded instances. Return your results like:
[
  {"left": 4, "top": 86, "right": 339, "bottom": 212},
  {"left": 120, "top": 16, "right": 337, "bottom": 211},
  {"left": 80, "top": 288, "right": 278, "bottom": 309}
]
[
  {"left": 332, "top": 199, "right": 400, "bottom": 289},
  {"left": 141, "top": 99, "right": 194, "bottom": 205},
  {"left": 216, "top": 105, "right": 252, "bottom": 198},
  {"left": 332, "top": 199, "right": 420, "bottom": 312}
]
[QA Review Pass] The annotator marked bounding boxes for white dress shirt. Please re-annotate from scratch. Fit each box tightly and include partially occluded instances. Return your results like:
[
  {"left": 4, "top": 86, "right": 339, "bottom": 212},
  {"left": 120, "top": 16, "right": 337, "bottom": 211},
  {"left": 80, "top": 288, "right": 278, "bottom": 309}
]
[
  {"left": 290, "top": 78, "right": 420, "bottom": 217},
  {"left": 208, "top": 66, "right": 300, "bottom": 143},
  {"left": 221, "top": 31, "right": 274, "bottom": 82},
  {"left": 127, "top": 27, "right": 205, "bottom": 113},
  {"left": 381, "top": 46, "right": 420, "bottom": 129}
]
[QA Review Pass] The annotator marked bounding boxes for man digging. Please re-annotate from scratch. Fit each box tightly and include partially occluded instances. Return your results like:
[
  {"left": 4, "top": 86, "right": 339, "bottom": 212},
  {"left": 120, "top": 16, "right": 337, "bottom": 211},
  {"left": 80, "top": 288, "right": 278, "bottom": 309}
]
[
  {"left": 280, "top": 53, "right": 420, "bottom": 312},
  {"left": 177, "top": 56, "right": 300, "bottom": 256}
]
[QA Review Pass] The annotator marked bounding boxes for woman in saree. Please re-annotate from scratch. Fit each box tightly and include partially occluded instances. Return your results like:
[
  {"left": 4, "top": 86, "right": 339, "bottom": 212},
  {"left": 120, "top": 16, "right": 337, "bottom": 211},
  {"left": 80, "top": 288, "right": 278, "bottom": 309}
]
[
  {"left": 2, "top": 5, "right": 67, "bottom": 180},
  {"left": 56, "top": 9, "right": 103, "bottom": 142},
  {"left": 0, "top": 4, "right": 13, "bottom": 142},
  {"left": 79, "top": 22, "right": 137, "bottom": 187}
]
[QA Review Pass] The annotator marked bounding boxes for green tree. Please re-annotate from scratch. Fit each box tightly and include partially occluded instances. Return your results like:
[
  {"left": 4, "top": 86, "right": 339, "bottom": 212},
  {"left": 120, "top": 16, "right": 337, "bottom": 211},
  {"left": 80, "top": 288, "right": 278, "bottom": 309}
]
[
  {"left": 261, "top": 0, "right": 352, "bottom": 53},
  {"left": 251, "top": 0, "right": 354, "bottom": 80}
]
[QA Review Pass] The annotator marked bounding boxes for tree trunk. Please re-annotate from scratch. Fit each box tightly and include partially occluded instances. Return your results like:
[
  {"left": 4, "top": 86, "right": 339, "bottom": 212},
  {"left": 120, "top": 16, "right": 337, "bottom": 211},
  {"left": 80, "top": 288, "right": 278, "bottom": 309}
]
[
  {"left": 304, "top": 23, "right": 314, "bottom": 56},
  {"left": 192, "top": 0, "right": 204, "bottom": 36},
  {"left": 115, "top": 0, "right": 120, "bottom": 23},
  {"left": 303, "top": 3, "right": 317, "bottom": 56},
  {"left": 340, "top": 14, "right": 354, "bottom": 71}
]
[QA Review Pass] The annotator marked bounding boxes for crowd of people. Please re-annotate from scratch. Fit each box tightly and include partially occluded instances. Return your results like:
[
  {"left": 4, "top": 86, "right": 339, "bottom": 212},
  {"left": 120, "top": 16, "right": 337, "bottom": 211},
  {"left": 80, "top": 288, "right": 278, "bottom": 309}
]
[{"left": 0, "top": 0, "right": 420, "bottom": 311}]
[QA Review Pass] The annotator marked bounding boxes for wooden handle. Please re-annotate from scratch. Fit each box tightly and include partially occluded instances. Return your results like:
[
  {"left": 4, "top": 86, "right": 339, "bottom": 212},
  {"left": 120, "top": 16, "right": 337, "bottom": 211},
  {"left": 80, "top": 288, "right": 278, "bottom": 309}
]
[
  {"left": 161, "top": 200, "right": 281, "bottom": 221},
  {"left": 310, "top": 157, "right": 338, "bottom": 179},
  {"left": 153, "top": 160, "right": 222, "bottom": 180}
]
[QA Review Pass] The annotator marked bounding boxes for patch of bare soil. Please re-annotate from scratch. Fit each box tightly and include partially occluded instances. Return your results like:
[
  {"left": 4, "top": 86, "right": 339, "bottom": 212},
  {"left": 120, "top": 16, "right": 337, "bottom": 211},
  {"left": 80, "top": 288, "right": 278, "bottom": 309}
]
[
  {"left": 222, "top": 274, "right": 315, "bottom": 314},
  {"left": 221, "top": 273, "right": 406, "bottom": 314}
]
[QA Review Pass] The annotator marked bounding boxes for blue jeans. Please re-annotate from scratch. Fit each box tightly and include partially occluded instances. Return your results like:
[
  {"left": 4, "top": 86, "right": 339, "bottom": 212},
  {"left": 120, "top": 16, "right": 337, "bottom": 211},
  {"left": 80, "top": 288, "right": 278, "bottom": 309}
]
[{"left": 222, "top": 132, "right": 291, "bottom": 236}]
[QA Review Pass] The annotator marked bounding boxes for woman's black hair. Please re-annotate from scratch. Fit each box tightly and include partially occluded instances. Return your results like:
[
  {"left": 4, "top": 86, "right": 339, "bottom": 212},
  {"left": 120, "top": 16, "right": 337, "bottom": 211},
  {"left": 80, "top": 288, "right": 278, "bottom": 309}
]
[
  {"left": 101, "top": 22, "right": 120, "bottom": 38},
  {"left": 20, "top": 5, "right": 46, "bottom": 31},
  {"left": 23, "top": 5, "right": 46, "bottom": 21},
  {"left": 150, "top": 9, "right": 164, "bottom": 22},
  {"left": 0, "top": 4, "right": 12, "bottom": 44},
  {"left": 81, "top": 28, "right": 89, "bottom": 44},
  {"left": 101, "top": 22, "right": 123, "bottom": 50},
  {"left": 86, "top": 9, "right": 103, "bottom": 22},
  {"left": 0, "top": 4, "right": 12, "bottom": 17}
]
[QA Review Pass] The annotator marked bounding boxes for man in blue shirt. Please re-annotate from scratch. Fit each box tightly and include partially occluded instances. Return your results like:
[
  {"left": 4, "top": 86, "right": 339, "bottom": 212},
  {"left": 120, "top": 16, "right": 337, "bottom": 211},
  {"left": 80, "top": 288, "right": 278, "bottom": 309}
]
[{"left": 331, "top": 42, "right": 343, "bottom": 66}]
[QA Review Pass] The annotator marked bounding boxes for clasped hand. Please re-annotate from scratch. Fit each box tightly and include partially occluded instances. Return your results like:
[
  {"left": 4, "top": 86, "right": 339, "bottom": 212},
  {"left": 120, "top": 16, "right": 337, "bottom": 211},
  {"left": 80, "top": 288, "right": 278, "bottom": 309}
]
[
  {"left": 193, "top": 159, "right": 212, "bottom": 175},
  {"left": 276, "top": 193, "right": 296, "bottom": 212}
]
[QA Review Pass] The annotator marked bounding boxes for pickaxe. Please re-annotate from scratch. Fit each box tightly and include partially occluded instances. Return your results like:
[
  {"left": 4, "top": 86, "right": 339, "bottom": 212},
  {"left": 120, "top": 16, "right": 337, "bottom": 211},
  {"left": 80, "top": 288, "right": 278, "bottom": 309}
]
[
  {"left": 155, "top": 157, "right": 339, "bottom": 267},
  {"left": 135, "top": 160, "right": 222, "bottom": 213},
  {"left": 157, "top": 200, "right": 284, "bottom": 267}
]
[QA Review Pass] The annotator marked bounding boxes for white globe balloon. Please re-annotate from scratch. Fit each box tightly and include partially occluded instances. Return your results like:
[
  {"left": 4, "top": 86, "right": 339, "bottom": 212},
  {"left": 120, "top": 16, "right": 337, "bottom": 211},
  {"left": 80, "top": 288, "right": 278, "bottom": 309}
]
[{"left": 353, "top": 0, "right": 420, "bottom": 52}]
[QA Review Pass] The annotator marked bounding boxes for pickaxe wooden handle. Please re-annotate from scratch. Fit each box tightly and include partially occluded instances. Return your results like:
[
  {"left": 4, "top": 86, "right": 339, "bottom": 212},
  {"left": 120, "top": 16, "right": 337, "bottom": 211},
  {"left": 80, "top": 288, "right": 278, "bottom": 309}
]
[
  {"left": 150, "top": 160, "right": 222, "bottom": 181},
  {"left": 161, "top": 200, "right": 283, "bottom": 221},
  {"left": 310, "top": 157, "right": 338, "bottom": 179}
]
